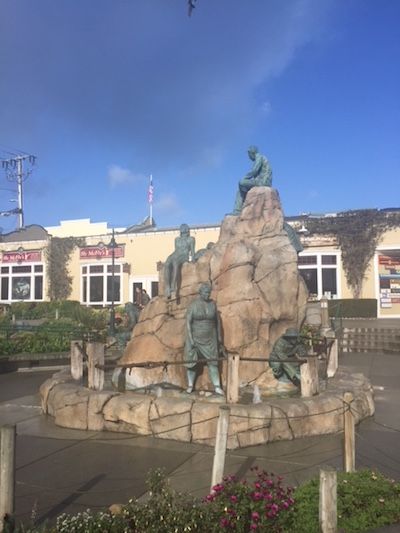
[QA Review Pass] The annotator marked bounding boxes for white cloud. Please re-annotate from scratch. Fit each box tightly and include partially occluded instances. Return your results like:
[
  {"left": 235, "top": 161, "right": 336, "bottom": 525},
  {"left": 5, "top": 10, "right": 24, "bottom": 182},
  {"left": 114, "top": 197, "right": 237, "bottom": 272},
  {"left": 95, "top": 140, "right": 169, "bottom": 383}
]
[
  {"left": 107, "top": 165, "right": 144, "bottom": 188},
  {"left": 154, "top": 193, "right": 181, "bottom": 215}
]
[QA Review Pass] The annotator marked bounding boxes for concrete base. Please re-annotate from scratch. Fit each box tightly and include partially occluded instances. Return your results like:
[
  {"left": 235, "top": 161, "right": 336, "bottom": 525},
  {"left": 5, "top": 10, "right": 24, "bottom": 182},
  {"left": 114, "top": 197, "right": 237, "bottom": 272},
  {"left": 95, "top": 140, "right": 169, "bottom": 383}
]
[{"left": 40, "top": 367, "right": 374, "bottom": 450}]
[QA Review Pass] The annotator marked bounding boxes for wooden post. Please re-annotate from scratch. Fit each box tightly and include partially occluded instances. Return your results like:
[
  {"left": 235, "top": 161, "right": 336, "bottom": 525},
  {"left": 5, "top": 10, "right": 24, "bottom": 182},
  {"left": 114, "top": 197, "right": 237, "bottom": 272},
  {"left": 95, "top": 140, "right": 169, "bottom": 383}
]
[
  {"left": 226, "top": 354, "right": 240, "bottom": 403},
  {"left": 70, "top": 340, "right": 84, "bottom": 381},
  {"left": 320, "top": 296, "right": 330, "bottom": 332},
  {"left": 87, "top": 342, "right": 105, "bottom": 391},
  {"left": 211, "top": 406, "right": 230, "bottom": 490},
  {"left": 319, "top": 467, "right": 337, "bottom": 533},
  {"left": 343, "top": 391, "right": 355, "bottom": 473},
  {"left": 300, "top": 357, "right": 320, "bottom": 397},
  {"left": 0, "top": 425, "right": 16, "bottom": 533},
  {"left": 327, "top": 339, "right": 338, "bottom": 378}
]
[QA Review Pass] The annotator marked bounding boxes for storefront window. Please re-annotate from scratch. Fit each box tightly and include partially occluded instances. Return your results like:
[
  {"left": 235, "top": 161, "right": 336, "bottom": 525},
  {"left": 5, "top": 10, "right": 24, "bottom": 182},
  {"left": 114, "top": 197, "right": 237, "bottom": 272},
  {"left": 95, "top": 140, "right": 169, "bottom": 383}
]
[
  {"left": 81, "top": 263, "right": 121, "bottom": 306},
  {"left": 0, "top": 263, "right": 44, "bottom": 302},
  {"left": 298, "top": 253, "right": 339, "bottom": 299}
]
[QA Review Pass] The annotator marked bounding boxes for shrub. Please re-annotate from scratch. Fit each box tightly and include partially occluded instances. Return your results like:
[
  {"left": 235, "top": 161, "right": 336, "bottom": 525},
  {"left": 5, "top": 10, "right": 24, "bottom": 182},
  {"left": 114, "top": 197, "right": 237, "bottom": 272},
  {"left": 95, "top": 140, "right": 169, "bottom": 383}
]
[
  {"left": 328, "top": 298, "right": 377, "bottom": 318},
  {"left": 204, "top": 467, "right": 295, "bottom": 532},
  {"left": 279, "top": 469, "right": 400, "bottom": 533},
  {"left": 12, "top": 468, "right": 400, "bottom": 532}
]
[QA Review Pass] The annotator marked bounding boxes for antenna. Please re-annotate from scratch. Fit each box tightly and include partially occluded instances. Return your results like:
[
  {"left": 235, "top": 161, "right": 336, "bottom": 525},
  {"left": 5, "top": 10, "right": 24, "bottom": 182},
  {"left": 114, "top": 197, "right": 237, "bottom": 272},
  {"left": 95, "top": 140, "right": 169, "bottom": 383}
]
[{"left": 1, "top": 153, "right": 36, "bottom": 229}]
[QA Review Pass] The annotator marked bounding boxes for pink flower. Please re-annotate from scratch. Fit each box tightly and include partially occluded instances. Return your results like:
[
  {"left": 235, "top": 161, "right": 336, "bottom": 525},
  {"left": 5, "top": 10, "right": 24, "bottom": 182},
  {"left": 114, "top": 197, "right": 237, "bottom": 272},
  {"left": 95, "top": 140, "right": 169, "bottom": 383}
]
[
  {"left": 220, "top": 517, "right": 230, "bottom": 528},
  {"left": 252, "top": 491, "right": 263, "bottom": 501},
  {"left": 251, "top": 511, "right": 260, "bottom": 521},
  {"left": 230, "top": 495, "right": 238, "bottom": 503},
  {"left": 250, "top": 524, "right": 258, "bottom": 530}
]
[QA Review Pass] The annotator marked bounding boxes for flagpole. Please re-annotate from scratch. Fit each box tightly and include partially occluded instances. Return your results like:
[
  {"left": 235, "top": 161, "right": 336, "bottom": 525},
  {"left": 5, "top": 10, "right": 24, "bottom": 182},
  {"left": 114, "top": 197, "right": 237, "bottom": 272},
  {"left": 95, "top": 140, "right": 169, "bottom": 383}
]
[{"left": 149, "top": 174, "right": 153, "bottom": 225}]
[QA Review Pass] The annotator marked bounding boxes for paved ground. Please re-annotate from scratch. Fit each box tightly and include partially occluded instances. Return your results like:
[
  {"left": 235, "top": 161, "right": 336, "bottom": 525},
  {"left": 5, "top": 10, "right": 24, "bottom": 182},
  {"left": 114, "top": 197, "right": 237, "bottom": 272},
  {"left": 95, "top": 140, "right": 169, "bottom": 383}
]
[{"left": 1, "top": 348, "right": 400, "bottom": 529}]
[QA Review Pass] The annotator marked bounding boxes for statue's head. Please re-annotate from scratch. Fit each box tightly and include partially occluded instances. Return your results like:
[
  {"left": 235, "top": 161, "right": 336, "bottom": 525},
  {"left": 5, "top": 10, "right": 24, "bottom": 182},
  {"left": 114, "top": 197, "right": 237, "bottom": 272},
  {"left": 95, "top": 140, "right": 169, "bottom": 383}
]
[
  {"left": 179, "top": 223, "right": 190, "bottom": 235},
  {"left": 199, "top": 283, "right": 212, "bottom": 301},
  {"left": 283, "top": 327, "right": 299, "bottom": 340},
  {"left": 248, "top": 145, "right": 258, "bottom": 160}
]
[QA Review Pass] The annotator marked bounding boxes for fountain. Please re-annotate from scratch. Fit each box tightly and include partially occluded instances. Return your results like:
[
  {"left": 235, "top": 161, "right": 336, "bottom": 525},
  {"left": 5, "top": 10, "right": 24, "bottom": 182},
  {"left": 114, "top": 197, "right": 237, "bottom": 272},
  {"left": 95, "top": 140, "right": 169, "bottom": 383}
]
[{"left": 40, "top": 150, "right": 375, "bottom": 449}]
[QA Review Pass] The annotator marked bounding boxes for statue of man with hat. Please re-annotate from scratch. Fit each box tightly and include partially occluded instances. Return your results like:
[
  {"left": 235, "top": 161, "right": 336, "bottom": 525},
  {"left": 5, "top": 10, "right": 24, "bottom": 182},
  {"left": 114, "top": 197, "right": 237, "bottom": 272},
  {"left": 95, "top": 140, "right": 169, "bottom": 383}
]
[{"left": 268, "top": 328, "right": 308, "bottom": 387}]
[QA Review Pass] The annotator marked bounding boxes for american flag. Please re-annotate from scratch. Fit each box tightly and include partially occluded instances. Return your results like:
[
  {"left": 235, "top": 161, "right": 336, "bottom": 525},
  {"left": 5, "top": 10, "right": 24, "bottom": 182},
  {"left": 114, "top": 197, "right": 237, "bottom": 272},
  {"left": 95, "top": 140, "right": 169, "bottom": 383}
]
[{"left": 148, "top": 175, "right": 154, "bottom": 204}]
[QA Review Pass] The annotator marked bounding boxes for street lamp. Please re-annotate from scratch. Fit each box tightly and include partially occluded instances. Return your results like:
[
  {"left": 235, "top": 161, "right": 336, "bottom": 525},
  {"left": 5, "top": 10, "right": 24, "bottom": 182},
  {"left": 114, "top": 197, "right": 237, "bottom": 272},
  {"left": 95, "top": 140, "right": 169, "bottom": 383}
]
[{"left": 108, "top": 229, "right": 117, "bottom": 336}]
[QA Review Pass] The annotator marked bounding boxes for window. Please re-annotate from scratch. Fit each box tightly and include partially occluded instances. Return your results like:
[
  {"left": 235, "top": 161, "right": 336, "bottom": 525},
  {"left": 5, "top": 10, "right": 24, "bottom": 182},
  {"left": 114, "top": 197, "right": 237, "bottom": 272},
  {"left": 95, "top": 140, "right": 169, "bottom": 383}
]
[
  {"left": 298, "top": 253, "right": 339, "bottom": 299},
  {"left": 151, "top": 281, "right": 159, "bottom": 298},
  {"left": 0, "top": 263, "right": 44, "bottom": 302},
  {"left": 81, "top": 263, "right": 121, "bottom": 306},
  {"left": 131, "top": 278, "right": 159, "bottom": 303}
]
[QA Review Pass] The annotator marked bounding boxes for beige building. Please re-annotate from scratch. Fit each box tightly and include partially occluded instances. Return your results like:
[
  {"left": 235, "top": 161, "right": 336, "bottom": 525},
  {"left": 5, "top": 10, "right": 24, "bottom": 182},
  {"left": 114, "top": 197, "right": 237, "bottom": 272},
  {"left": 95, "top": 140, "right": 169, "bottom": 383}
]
[{"left": 1, "top": 213, "right": 400, "bottom": 318}]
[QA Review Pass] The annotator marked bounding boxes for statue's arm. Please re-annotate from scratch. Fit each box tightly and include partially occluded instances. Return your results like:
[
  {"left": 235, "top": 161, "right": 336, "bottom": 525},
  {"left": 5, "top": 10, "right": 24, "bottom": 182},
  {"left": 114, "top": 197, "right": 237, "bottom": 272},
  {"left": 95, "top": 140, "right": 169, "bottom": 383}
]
[
  {"left": 244, "top": 154, "right": 262, "bottom": 179},
  {"left": 216, "top": 306, "right": 222, "bottom": 344},
  {"left": 186, "top": 305, "right": 195, "bottom": 346}
]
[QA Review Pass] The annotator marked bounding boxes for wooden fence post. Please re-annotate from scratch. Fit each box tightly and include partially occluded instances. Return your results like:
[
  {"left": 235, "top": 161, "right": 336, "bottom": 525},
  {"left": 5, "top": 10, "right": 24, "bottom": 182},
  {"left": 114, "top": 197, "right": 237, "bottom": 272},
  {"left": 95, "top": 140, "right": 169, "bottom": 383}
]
[
  {"left": 211, "top": 406, "right": 230, "bottom": 491},
  {"left": 87, "top": 342, "right": 105, "bottom": 391},
  {"left": 227, "top": 354, "right": 240, "bottom": 404},
  {"left": 319, "top": 467, "right": 337, "bottom": 533},
  {"left": 0, "top": 425, "right": 16, "bottom": 533},
  {"left": 343, "top": 391, "right": 355, "bottom": 473},
  {"left": 327, "top": 338, "right": 338, "bottom": 378},
  {"left": 300, "top": 357, "right": 320, "bottom": 397},
  {"left": 70, "top": 340, "right": 84, "bottom": 381},
  {"left": 320, "top": 296, "right": 330, "bottom": 332}
]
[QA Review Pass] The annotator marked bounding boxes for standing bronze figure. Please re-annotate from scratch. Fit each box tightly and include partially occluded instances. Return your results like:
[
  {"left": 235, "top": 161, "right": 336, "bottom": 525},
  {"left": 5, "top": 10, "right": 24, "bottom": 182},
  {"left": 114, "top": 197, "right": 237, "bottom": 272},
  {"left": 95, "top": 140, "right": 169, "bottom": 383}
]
[{"left": 184, "top": 283, "right": 225, "bottom": 395}]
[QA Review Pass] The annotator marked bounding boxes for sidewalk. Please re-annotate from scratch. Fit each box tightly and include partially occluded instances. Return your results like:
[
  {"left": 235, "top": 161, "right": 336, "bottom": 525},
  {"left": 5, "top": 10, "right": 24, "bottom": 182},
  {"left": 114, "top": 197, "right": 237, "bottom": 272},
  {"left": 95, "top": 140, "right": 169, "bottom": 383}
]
[{"left": 1, "top": 348, "right": 399, "bottom": 529}]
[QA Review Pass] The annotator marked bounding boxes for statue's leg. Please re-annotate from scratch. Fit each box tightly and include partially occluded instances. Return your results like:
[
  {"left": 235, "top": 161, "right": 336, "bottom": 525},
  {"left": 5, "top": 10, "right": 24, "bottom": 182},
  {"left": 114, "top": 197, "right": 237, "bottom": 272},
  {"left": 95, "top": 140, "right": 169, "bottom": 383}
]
[
  {"left": 186, "top": 368, "right": 196, "bottom": 393},
  {"left": 281, "top": 362, "right": 301, "bottom": 387},
  {"left": 233, "top": 188, "right": 244, "bottom": 214},
  {"left": 164, "top": 260, "right": 172, "bottom": 298},
  {"left": 269, "top": 358, "right": 283, "bottom": 379},
  {"left": 208, "top": 364, "right": 224, "bottom": 395},
  {"left": 233, "top": 179, "right": 254, "bottom": 215},
  {"left": 170, "top": 261, "right": 178, "bottom": 295}
]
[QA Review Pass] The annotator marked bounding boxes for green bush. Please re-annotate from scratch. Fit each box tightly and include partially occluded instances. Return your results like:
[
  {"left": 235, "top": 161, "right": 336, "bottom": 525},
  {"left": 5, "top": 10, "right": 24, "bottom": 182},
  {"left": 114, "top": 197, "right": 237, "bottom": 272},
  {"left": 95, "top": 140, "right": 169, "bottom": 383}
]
[
  {"left": 7, "top": 301, "right": 108, "bottom": 327},
  {"left": 0, "top": 317, "right": 107, "bottom": 355},
  {"left": 328, "top": 299, "right": 377, "bottom": 318},
  {"left": 12, "top": 468, "right": 400, "bottom": 532},
  {"left": 279, "top": 469, "right": 400, "bottom": 533}
]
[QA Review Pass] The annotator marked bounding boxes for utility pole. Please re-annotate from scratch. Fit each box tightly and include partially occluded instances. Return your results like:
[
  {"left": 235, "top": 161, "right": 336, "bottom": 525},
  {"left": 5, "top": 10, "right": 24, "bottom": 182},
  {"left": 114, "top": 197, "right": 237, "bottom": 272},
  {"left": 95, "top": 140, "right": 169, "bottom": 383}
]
[{"left": 1, "top": 154, "right": 36, "bottom": 229}]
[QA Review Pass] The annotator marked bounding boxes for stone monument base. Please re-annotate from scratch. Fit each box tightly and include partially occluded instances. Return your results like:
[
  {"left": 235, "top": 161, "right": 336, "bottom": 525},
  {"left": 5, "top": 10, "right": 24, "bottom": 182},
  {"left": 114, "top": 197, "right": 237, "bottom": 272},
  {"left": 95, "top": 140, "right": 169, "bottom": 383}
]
[{"left": 40, "top": 368, "right": 374, "bottom": 449}]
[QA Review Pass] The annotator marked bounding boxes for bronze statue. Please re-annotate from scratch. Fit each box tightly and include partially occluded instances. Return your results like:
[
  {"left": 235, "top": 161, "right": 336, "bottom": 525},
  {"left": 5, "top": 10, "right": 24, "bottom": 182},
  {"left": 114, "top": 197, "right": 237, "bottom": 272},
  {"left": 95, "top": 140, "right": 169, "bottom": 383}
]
[
  {"left": 283, "top": 221, "right": 304, "bottom": 254},
  {"left": 193, "top": 241, "right": 214, "bottom": 261},
  {"left": 268, "top": 328, "right": 307, "bottom": 387},
  {"left": 115, "top": 302, "right": 140, "bottom": 349},
  {"left": 184, "top": 283, "right": 225, "bottom": 395},
  {"left": 233, "top": 146, "right": 273, "bottom": 214},
  {"left": 164, "top": 223, "right": 195, "bottom": 298}
]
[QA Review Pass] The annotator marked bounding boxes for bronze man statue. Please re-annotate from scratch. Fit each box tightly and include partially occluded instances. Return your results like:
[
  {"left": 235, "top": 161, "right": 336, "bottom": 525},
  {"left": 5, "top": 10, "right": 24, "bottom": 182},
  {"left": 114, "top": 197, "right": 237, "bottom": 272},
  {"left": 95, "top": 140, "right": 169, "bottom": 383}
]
[
  {"left": 268, "top": 328, "right": 307, "bottom": 387},
  {"left": 184, "top": 283, "right": 225, "bottom": 395},
  {"left": 164, "top": 223, "right": 195, "bottom": 298},
  {"left": 233, "top": 146, "right": 273, "bottom": 214}
]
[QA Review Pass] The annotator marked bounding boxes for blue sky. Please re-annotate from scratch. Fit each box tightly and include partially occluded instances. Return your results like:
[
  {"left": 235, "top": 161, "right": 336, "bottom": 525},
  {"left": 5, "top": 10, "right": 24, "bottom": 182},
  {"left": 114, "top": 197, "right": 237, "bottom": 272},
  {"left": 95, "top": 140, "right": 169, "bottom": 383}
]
[{"left": 0, "top": 0, "right": 399, "bottom": 233}]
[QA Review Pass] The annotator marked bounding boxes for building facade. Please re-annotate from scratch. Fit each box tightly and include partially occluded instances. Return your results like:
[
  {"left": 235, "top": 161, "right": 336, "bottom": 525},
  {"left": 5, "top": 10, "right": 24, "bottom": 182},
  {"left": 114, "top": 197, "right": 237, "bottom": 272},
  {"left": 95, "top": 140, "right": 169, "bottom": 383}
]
[{"left": 1, "top": 214, "right": 400, "bottom": 318}]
